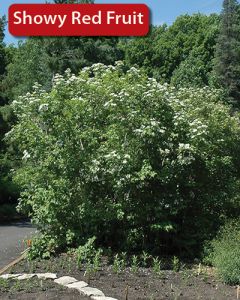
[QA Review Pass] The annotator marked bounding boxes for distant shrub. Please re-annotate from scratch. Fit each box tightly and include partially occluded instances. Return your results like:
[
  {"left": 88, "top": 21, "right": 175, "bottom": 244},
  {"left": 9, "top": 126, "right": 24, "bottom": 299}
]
[
  {"left": 8, "top": 63, "right": 240, "bottom": 257},
  {"left": 208, "top": 221, "right": 240, "bottom": 285}
]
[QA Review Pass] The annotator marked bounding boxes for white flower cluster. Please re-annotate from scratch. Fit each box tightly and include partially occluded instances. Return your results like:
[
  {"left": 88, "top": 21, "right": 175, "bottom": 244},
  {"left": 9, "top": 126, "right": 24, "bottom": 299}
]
[
  {"left": 38, "top": 103, "right": 49, "bottom": 112},
  {"left": 22, "top": 150, "right": 30, "bottom": 160}
]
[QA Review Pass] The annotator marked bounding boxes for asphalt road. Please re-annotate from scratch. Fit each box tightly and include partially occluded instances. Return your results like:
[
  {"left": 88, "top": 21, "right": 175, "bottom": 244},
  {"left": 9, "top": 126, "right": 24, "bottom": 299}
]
[{"left": 0, "top": 222, "right": 36, "bottom": 269}]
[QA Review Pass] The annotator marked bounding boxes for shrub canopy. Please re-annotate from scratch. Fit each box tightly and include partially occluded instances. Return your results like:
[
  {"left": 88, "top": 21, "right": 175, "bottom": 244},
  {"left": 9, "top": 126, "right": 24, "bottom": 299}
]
[
  {"left": 8, "top": 63, "right": 240, "bottom": 256},
  {"left": 209, "top": 220, "right": 240, "bottom": 285}
]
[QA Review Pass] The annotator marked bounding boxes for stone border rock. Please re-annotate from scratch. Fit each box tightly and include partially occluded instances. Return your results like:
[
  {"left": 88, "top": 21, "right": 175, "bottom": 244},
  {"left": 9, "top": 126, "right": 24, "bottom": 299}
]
[{"left": 0, "top": 273, "right": 118, "bottom": 300}]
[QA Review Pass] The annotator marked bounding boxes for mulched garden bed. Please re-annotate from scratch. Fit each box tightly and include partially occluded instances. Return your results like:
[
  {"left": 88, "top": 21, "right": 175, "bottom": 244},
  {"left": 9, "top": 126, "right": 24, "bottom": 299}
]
[
  {"left": 1, "top": 255, "right": 237, "bottom": 300},
  {"left": 0, "top": 277, "right": 89, "bottom": 300}
]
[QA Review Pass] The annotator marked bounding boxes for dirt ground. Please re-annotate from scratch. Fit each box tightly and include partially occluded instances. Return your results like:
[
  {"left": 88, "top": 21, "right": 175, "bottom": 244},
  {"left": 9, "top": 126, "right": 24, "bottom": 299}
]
[
  {"left": 0, "top": 277, "right": 89, "bottom": 300},
  {"left": 1, "top": 255, "right": 237, "bottom": 300},
  {"left": 0, "top": 288, "right": 89, "bottom": 300}
]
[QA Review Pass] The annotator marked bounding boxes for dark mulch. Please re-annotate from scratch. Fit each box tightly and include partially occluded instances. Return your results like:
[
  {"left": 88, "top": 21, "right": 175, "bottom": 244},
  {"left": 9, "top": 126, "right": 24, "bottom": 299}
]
[
  {"left": 0, "top": 291, "right": 88, "bottom": 300},
  {"left": 1, "top": 255, "right": 237, "bottom": 300},
  {"left": 0, "top": 277, "right": 89, "bottom": 300}
]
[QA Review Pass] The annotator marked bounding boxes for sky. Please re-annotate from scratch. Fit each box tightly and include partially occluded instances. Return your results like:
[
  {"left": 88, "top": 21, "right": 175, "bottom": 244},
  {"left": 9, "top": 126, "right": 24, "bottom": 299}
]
[{"left": 1, "top": 0, "right": 223, "bottom": 44}]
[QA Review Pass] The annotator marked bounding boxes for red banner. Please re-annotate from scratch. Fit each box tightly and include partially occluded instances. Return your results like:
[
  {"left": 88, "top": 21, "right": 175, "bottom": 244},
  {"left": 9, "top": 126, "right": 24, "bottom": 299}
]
[{"left": 9, "top": 4, "right": 149, "bottom": 37}]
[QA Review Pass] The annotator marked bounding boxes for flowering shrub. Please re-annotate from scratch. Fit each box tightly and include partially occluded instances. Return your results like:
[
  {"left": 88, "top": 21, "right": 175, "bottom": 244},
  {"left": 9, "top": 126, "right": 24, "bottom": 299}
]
[{"left": 8, "top": 63, "right": 240, "bottom": 256}]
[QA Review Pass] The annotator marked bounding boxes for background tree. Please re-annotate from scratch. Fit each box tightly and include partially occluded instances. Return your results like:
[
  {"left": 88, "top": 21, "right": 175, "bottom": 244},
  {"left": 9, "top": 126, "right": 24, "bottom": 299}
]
[
  {"left": 121, "top": 25, "right": 167, "bottom": 79},
  {"left": 4, "top": 36, "right": 122, "bottom": 100},
  {"left": 213, "top": 0, "right": 240, "bottom": 107},
  {"left": 4, "top": 0, "right": 122, "bottom": 101},
  {"left": 3, "top": 39, "right": 51, "bottom": 100},
  {"left": 0, "top": 16, "right": 8, "bottom": 201},
  {"left": 53, "top": 0, "right": 94, "bottom": 4},
  {"left": 0, "top": 17, "right": 18, "bottom": 206},
  {"left": 42, "top": 36, "right": 122, "bottom": 75},
  {"left": 0, "top": 17, "right": 6, "bottom": 76},
  {"left": 123, "top": 14, "right": 219, "bottom": 84},
  {"left": 4, "top": 13, "right": 221, "bottom": 100},
  {"left": 171, "top": 15, "right": 219, "bottom": 88}
]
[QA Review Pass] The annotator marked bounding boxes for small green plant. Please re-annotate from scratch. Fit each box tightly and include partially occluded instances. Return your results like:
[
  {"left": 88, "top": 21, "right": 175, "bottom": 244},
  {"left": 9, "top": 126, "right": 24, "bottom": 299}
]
[
  {"left": 26, "top": 278, "right": 36, "bottom": 293},
  {"left": 93, "top": 249, "right": 103, "bottom": 273},
  {"left": 46, "top": 260, "right": 52, "bottom": 272},
  {"left": 40, "top": 279, "right": 44, "bottom": 291},
  {"left": 60, "top": 258, "right": 65, "bottom": 269},
  {"left": 131, "top": 255, "right": 139, "bottom": 273},
  {"left": 27, "top": 235, "right": 54, "bottom": 260},
  {"left": 112, "top": 254, "right": 122, "bottom": 274},
  {"left": 67, "top": 257, "right": 72, "bottom": 273},
  {"left": 197, "top": 263, "right": 202, "bottom": 276},
  {"left": 0, "top": 278, "right": 9, "bottom": 291},
  {"left": 76, "top": 237, "right": 96, "bottom": 269},
  {"left": 12, "top": 280, "right": 22, "bottom": 292},
  {"left": 181, "top": 269, "right": 191, "bottom": 283},
  {"left": 120, "top": 252, "right": 128, "bottom": 269},
  {"left": 84, "top": 259, "right": 94, "bottom": 283},
  {"left": 28, "top": 260, "right": 36, "bottom": 273},
  {"left": 172, "top": 256, "right": 181, "bottom": 272},
  {"left": 152, "top": 257, "right": 162, "bottom": 276},
  {"left": 112, "top": 252, "right": 128, "bottom": 274},
  {"left": 202, "top": 271, "right": 210, "bottom": 283},
  {"left": 141, "top": 251, "right": 151, "bottom": 268}
]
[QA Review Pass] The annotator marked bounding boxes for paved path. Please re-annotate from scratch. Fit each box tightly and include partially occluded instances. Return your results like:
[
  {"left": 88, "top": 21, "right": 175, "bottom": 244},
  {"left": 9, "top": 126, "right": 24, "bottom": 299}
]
[{"left": 0, "top": 221, "right": 36, "bottom": 269}]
